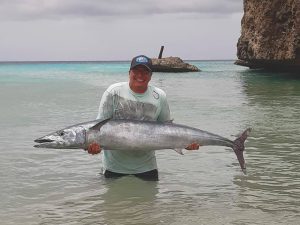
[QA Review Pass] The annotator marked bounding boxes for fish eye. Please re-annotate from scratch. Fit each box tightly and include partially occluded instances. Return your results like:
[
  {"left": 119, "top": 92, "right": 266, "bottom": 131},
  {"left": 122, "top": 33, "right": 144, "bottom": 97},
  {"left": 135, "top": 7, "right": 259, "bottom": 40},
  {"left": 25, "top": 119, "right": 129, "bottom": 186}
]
[{"left": 58, "top": 131, "right": 65, "bottom": 136}]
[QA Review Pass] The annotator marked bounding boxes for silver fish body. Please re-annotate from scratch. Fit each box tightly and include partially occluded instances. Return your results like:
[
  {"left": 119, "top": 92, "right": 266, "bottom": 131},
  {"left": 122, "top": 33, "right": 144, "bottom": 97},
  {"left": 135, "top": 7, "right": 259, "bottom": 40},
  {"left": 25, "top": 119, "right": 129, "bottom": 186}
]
[
  {"left": 34, "top": 119, "right": 251, "bottom": 172},
  {"left": 88, "top": 120, "right": 233, "bottom": 151}
]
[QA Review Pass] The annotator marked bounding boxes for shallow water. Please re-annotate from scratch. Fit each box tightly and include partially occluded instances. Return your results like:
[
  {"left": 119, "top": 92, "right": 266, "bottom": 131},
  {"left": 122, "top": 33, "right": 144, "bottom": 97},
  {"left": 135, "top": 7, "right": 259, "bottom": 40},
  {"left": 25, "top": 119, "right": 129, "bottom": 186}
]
[{"left": 0, "top": 61, "right": 299, "bottom": 224}]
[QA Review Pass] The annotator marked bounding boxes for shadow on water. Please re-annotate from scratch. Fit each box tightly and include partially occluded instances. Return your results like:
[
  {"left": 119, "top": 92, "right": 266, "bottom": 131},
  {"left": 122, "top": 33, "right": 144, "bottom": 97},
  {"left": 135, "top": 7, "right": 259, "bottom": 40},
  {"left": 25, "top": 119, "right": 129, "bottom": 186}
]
[
  {"left": 99, "top": 176, "right": 159, "bottom": 224},
  {"left": 232, "top": 68, "right": 300, "bottom": 216}
]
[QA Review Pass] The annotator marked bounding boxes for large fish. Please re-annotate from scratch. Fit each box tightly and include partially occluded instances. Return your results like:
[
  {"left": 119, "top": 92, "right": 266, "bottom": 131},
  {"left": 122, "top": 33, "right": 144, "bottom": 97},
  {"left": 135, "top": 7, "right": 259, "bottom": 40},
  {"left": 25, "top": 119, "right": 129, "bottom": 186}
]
[{"left": 34, "top": 119, "right": 251, "bottom": 173}]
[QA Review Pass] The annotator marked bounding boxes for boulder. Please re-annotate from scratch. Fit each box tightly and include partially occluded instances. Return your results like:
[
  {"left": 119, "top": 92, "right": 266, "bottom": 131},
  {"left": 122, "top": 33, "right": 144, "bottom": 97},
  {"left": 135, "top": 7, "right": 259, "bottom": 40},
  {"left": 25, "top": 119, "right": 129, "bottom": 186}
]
[
  {"left": 152, "top": 57, "right": 200, "bottom": 72},
  {"left": 236, "top": 0, "right": 300, "bottom": 72}
]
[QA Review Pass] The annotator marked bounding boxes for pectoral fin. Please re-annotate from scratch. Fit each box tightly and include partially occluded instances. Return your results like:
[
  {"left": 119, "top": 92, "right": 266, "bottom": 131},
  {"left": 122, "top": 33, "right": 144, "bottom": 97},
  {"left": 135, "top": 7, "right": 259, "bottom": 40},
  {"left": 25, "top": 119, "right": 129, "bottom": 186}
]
[
  {"left": 173, "top": 149, "right": 184, "bottom": 155},
  {"left": 165, "top": 119, "right": 174, "bottom": 123}
]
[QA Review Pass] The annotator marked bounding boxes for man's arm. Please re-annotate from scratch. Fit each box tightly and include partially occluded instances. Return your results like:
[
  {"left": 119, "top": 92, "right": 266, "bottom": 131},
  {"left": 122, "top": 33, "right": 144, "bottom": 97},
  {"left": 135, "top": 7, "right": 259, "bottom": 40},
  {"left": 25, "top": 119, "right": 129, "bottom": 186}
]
[
  {"left": 96, "top": 90, "right": 114, "bottom": 120},
  {"left": 157, "top": 92, "right": 171, "bottom": 122},
  {"left": 87, "top": 90, "right": 114, "bottom": 154}
]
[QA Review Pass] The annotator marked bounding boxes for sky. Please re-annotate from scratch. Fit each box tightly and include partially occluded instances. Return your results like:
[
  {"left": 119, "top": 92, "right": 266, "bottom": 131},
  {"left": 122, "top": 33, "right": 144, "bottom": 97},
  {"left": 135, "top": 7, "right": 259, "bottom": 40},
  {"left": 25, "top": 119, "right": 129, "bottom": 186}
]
[{"left": 0, "top": 0, "right": 244, "bottom": 61}]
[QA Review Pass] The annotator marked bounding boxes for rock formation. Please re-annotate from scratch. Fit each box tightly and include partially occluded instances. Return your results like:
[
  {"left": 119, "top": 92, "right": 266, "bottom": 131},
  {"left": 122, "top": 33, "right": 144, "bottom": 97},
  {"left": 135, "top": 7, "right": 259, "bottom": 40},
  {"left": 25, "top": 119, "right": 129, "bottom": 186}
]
[
  {"left": 152, "top": 57, "right": 200, "bottom": 72},
  {"left": 236, "top": 0, "right": 300, "bottom": 72}
]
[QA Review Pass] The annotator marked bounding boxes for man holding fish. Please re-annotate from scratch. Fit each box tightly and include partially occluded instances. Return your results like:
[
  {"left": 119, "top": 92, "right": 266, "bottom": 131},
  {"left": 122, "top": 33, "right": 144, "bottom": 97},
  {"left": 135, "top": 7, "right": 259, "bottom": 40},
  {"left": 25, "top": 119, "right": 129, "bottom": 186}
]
[{"left": 87, "top": 55, "right": 200, "bottom": 180}]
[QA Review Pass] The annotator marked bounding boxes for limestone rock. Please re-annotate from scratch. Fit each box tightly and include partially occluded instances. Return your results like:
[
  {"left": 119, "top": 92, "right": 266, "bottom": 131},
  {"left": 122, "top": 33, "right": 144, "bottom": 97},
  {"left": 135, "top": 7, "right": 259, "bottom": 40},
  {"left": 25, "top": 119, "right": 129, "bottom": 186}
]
[
  {"left": 152, "top": 57, "right": 200, "bottom": 72},
  {"left": 236, "top": 0, "right": 300, "bottom": 72}
]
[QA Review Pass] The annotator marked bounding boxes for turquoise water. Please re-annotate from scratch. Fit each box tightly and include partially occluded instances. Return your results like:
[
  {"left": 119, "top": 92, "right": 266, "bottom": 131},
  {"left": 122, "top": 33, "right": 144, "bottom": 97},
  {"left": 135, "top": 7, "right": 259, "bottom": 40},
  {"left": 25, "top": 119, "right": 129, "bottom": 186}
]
[{"left": 0, "top": 61, "right": 299, "bottom": 224}]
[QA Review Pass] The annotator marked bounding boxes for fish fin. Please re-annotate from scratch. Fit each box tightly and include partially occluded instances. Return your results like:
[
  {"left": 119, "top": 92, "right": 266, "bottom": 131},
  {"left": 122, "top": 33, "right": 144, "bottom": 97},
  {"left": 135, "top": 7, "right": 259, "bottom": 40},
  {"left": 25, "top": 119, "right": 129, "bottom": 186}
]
[
  {"left": 90, "top": 118, "right": 111, "bottom": 131},
  {"left": 173, "top": 148, "right": 184, "bottom": 155},
  {"left": 165, "top": 119, "right": 174, "bottom": 123},
  {"left": 233, "top": 128, "right": 252, "bottom": 173}
]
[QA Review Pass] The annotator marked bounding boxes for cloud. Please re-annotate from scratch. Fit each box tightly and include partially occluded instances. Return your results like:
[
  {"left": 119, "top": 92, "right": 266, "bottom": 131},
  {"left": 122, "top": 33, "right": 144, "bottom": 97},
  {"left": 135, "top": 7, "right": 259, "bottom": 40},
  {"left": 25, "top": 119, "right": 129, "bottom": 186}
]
[
  {"left": 0, "top": 0, "right": 243, "bottom": 61},
  {"left": 0, "top": 0, "right": 242, "bottom": 21}
]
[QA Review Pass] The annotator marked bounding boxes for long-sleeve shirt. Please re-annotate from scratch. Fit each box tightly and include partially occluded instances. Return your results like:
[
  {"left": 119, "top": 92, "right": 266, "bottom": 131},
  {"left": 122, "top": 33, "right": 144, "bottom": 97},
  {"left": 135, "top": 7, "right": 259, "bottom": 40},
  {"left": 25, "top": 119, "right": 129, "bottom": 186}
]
[{"left": 97, "top": 82, "right": 171, "bottom": 174}]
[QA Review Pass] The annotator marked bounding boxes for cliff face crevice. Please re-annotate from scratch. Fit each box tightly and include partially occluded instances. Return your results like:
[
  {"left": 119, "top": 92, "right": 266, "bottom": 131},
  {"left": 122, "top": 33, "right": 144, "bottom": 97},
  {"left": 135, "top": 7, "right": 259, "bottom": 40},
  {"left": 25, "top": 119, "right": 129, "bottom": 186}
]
[{"left": 236, "top": 0, "right": 300, "bottom": 71}]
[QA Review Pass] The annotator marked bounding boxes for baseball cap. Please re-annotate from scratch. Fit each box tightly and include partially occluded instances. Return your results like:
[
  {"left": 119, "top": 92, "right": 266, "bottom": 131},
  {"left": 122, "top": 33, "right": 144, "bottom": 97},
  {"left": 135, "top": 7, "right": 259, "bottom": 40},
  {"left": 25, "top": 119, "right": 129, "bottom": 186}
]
[{"left": 130, "top": 55, "right": 152, "bottom": 72}]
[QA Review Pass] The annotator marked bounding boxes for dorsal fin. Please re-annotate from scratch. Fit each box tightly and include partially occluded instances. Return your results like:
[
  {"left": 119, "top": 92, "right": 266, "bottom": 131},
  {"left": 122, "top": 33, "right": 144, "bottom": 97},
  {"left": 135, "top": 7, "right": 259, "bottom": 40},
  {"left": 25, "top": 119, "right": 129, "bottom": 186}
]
[{"left": 89, "top": 118, "right": 111, "bottom": 131}]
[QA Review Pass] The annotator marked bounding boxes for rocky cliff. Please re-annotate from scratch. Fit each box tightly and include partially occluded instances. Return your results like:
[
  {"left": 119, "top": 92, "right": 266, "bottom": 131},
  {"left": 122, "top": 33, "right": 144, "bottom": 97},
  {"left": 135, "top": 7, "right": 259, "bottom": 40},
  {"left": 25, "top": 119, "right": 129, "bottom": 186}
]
[
  {"left": 236, "top": 0, "right": 300, "bottom": 72},
  {"left": 152, "top": 57, "right": 200, "bottom": 72}
]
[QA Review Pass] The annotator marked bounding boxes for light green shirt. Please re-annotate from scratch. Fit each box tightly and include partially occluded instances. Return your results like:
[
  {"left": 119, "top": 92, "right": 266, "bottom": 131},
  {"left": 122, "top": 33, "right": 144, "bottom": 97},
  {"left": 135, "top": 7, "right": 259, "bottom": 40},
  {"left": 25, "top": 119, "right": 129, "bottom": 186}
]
[{"left": 97, "top": 82, "right": 171, "bottom": 174}]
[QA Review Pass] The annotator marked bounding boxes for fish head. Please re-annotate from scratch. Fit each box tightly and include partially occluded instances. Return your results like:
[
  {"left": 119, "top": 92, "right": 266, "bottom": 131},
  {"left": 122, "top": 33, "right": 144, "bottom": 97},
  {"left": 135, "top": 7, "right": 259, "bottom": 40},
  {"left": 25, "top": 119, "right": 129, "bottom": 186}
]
[{"left": 34, "top": 125, "right": 86, "bottom": 149}]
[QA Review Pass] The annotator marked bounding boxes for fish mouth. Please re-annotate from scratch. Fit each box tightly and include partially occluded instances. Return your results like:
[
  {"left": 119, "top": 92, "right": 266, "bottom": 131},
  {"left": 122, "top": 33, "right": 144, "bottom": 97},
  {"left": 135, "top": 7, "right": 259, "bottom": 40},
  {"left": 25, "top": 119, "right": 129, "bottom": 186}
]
[
  {"left": 34, "top": 138, "right": 54, "bottom": 143},
  {"left": 34, "top": 138, "right": 54, "bottom": 148}
]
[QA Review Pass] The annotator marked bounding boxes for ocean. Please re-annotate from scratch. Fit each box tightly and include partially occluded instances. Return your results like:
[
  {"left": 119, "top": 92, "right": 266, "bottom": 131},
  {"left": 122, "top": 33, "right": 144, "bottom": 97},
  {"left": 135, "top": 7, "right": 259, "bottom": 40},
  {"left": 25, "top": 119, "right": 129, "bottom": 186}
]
[{"left": 0, "top": 61, "right": 299, "bottom": 224}]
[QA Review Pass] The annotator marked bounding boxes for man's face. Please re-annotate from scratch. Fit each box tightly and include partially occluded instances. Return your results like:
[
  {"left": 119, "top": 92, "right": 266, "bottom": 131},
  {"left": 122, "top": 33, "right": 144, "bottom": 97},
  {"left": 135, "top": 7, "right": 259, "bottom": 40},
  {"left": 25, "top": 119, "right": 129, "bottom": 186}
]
[{"left": 129, "top": 65, "right": 152, "bottom": 93}]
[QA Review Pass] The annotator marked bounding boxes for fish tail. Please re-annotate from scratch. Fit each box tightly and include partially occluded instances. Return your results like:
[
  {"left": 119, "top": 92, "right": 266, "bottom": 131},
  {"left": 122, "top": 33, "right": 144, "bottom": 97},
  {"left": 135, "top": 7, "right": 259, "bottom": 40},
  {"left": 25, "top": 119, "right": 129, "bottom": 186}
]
[{"left": 233, "top": 128, "right": 251, "bottom": 174}]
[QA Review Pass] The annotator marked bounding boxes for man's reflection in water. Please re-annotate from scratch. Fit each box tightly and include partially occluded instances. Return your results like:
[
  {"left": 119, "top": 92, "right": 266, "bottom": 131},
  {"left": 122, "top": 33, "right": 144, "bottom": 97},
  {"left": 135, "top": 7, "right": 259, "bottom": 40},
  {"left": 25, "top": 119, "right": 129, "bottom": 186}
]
[{"left": 100, "top": 176, "right": 159, "bottom": 224}]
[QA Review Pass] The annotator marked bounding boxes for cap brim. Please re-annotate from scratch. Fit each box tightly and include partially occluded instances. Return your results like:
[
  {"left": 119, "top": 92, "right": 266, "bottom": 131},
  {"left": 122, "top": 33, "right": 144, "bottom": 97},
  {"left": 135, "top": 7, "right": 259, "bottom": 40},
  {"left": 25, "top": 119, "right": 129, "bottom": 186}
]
[{"left": 131, "top": 64, "right": 152, "bottom": 72}]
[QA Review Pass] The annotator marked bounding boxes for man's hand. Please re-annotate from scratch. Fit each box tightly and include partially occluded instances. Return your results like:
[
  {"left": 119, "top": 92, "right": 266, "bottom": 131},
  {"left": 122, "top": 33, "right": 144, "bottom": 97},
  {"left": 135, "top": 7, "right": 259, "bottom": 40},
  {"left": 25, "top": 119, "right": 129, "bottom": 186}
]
[
  {"left": 86, "top": 142, "right": 101, "bottom": 155},
  {"left": 185, "top": 142, "right": 200, "bottom": 150}
]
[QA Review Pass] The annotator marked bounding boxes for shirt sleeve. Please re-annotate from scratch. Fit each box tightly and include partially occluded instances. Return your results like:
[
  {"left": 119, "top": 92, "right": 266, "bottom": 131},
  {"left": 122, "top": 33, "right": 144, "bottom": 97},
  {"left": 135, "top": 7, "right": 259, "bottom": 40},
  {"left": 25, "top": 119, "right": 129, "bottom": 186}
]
[
  {"left": 96, "top": 90, "right": 114, "bottom": 120},
  {"left": 157, "top": 92, "right": 171, "bottom": 122}
]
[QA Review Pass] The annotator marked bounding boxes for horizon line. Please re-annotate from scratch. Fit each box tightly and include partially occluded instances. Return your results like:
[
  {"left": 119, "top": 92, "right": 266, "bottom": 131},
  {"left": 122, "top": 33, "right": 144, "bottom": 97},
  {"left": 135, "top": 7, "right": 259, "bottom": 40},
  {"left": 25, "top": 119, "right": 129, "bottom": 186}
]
[{"left": 0, "top": 59, "right": 237, "bottom": 63}]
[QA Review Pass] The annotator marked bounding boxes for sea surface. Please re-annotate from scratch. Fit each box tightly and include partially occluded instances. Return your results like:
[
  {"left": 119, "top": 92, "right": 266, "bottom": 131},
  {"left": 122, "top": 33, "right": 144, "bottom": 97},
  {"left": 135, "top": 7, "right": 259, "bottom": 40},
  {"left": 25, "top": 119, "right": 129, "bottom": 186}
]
[{"left": 0, "top": 61, "right": 299, "bottom": 225}]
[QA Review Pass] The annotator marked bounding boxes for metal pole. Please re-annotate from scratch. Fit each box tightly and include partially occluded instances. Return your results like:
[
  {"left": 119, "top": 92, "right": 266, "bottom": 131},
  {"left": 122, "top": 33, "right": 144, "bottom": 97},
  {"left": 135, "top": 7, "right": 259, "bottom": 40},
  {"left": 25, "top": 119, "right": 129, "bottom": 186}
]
[{"left": 158, "top": 46, "right": 164, "bottom": 59}]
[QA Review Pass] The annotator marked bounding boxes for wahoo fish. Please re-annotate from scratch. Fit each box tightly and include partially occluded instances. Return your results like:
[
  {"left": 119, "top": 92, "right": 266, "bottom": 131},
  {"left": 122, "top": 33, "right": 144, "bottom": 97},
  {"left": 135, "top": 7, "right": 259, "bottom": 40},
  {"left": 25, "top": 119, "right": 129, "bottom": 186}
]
[{"left": 34, "top": 119, "right": 251, "bottom": 173}]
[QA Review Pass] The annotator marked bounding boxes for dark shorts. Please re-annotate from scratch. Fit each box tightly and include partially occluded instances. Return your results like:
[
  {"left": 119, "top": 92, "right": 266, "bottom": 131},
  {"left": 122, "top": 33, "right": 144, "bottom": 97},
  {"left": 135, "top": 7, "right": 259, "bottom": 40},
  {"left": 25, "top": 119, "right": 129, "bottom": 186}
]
[{"left": 104, "top": 169, "right": 159, "bottom": 181}]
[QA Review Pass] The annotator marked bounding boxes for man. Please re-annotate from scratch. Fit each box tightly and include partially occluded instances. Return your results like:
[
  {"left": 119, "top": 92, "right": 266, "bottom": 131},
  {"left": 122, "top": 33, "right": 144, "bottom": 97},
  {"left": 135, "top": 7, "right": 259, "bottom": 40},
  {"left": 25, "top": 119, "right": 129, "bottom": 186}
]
[{"left": 87, "top": 55, "right": 199, "bottom": 181}]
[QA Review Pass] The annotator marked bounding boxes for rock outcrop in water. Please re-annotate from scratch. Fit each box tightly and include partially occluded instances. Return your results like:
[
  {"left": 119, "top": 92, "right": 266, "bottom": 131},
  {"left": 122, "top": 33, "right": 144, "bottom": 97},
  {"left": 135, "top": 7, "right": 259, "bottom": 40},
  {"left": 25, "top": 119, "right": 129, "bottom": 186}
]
[
  {"left": 152, "top": 57, "right": 200, "bottom": 72},
  {"left": 236, "top": 0, "right": 300, "bottom": 72}
]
